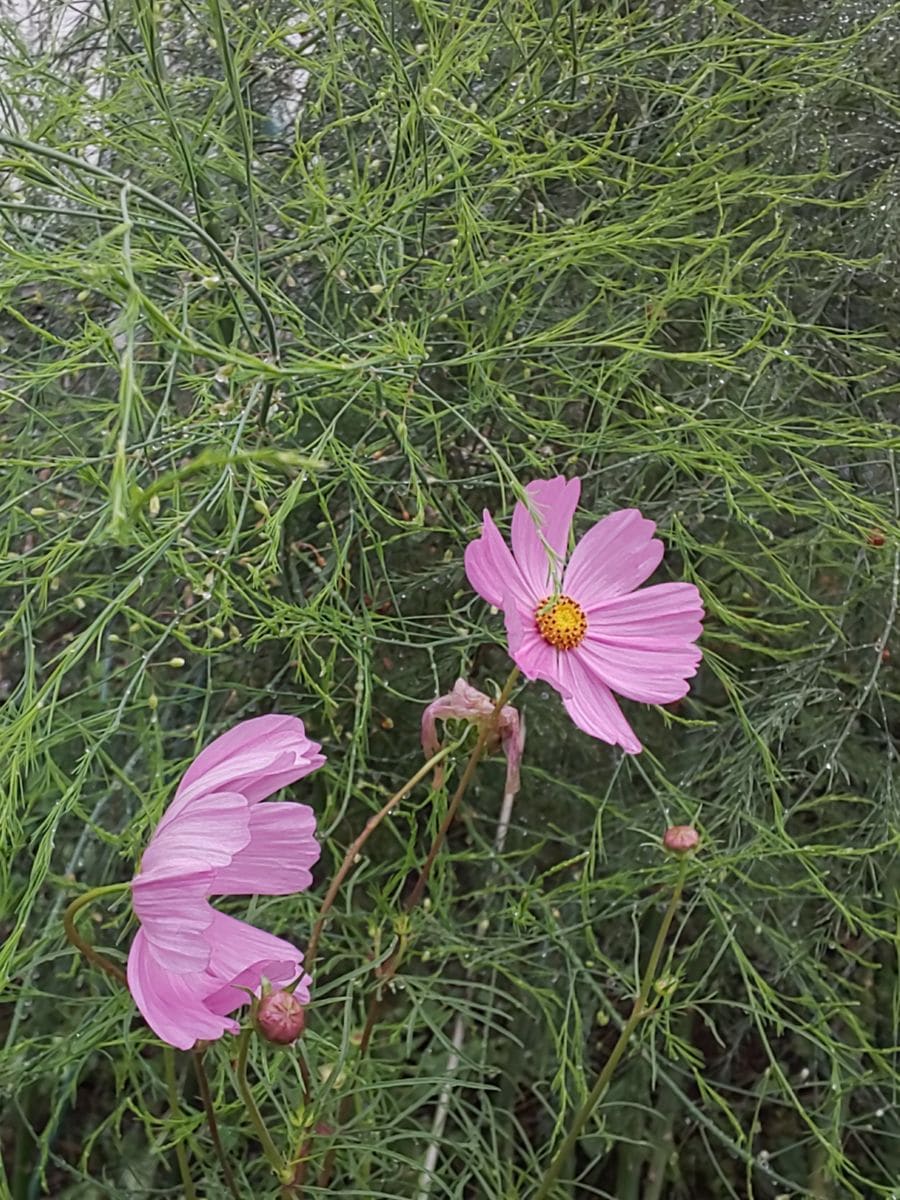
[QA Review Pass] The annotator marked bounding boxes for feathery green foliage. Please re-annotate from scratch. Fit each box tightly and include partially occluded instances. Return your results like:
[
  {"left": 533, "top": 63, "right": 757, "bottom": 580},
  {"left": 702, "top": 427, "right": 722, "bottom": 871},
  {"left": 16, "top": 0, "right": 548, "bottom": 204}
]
[{"left": 1, "top": 0, "right": 899, "bottom": 1196}]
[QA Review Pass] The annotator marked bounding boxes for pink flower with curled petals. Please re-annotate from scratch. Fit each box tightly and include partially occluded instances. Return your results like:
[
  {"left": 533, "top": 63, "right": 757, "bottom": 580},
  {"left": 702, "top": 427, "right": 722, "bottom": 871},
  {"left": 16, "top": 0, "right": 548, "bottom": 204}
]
[
  {"left": 127, "top": 714, "right": 324, "bottom": 1050},
  {"left": 422, "top": 678, "right": 525, "bottom": 799},
  {"left": 464, "top": 477, "right": 703, "bottom": 754}
]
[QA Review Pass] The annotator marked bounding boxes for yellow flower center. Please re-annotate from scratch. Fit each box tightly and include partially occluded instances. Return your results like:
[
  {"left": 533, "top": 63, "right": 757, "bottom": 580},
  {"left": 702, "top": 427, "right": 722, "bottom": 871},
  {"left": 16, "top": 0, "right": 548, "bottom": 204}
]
[{"left": 534, "top": 595, "right": 587, "bottom": 650}]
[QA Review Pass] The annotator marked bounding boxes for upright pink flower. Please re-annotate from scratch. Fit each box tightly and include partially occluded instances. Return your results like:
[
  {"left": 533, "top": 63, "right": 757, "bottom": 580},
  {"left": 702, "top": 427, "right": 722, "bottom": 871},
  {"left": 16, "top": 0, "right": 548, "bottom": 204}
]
[
  {"left": 127, "top": 715, "right": 324, "bottom": 1050},
  {"left": 464, "top": 477, "right": 703, "bottom": 754}
]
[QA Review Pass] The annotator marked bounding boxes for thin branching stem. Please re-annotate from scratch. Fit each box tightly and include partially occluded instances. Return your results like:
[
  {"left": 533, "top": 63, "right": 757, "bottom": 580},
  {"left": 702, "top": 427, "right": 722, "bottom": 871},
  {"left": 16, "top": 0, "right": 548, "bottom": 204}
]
[
  {"left": 532, "top": 855, "right": 690, "bottom": 1200},
  {"left": 318, "top": 668, "right": 520, "bottom": 1187},
  {"left": 305, "top": 740, "right": 458, "bottom": 973},
  {"left": 404, "top": 667, "right": 521, "bottom": 915},
  {"left": 192, "top": 1048, "right": 241, "bottom": 1200},
  {"left": 164, "top": 1047, "right": 198, "bottom": 1200}
]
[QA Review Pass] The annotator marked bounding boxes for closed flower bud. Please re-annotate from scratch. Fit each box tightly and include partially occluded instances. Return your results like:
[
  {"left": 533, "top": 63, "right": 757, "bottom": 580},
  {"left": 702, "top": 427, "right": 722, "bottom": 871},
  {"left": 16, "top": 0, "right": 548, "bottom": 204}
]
[
  {"left": 663, "top": 825, "right": 700, "bottom": 855},
  {"left": 257, "top": 989, "right": 306, "bottom": 1045}
]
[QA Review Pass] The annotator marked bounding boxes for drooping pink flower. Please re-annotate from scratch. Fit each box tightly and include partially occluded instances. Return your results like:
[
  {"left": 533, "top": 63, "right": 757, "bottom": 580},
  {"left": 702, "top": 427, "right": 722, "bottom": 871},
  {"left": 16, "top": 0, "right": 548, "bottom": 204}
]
[
  {"left": 422, "top": 678, "right": 525, "bottom": 799},
  {"left": 464, "top": 477, "right": 703, "bottom": 754},
  {"left": 127, "top": 715, "right": 324, "bottom": 1050}
]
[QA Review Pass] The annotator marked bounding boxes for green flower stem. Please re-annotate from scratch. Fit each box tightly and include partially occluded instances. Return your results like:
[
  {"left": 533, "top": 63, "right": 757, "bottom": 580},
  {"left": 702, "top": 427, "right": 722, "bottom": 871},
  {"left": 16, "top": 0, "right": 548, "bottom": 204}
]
[
  {"left": 235, "top": 1027, "right": 288, "bottom": 1182},
  {"left": 192, "top": 1048, "right": 241, "bottom": 1200},
  {"left": 362, "top": 665, "right": 522, "bottom": 1044},
  {"left": 283, "top": 1052, "right": 315, "bottom": 1195},
  {"left": 164, "top": 1046, "right": 197, "bottom": 1200},
  {"left": 531, "top": 855, "right": 690, "bottom": 1200},
  {"left": 404, "top": 666, "right": 521, "bottom": 915},
  {"left": 316, "top": 668, "right": 521, "bottom": 1189},
  {"left": 305, "top": 739, "right": 458, "bottom": 973},
  {"left": 63, "top": 882, "right": 130, "bottom": 984}
]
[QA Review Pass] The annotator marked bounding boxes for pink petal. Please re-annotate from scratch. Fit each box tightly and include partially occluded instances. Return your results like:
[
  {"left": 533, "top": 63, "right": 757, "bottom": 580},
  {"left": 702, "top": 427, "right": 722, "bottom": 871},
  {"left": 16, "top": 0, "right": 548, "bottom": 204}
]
[
  {"left": 499, "top": 709, "right": 525, "bottom": 797},
  {"left": 511, "top": 477, "right": 580, "bottom": 595},
  {"left": 127, "top": 927, "right": 236, "bottom": 1050},
  {"left": 510, "top": 477, "right": 580, "bottom": 596},
  {"left": 421, "top": 710, "right": 440, "bottom": 759},
  {"left": 464, "top": 509, "right": 535, "bottom": 611},
  {"left": 587, "top": 582, "right": 704, "bottom": 638},
  {"left": 563, "top": 509, "right": 664, "bottom": 604},
  {"left": 579, "top": 638, "right": 702, "bottom": 704},
  {"left": 421, "top": 681, "right": 495, "bottom": 757},
  {"left": 201, "top": 910, "right": 309, "bottom": 1017},
  {"left": 130, "top": 869, "right": 215, "bottom": 974},
  {"left": 167, "top": 715, "right": 325, "bottom": 820},
  {"left": 502, "top": 594, "right": 527, "bottom": 659},
  {"left": 505, "top": 613, "right": 566, "bottom": 690},
  {"left": 578, "top": 581, "right": 703, "bottom": 703},
  {"left": 555, "top": 651, "right": 642, "bottom": 754},
  {"left": 178, "top": 755, "right": 324, "bottom": 810},
  {"left": 447, "top": 678, "right": 495, "bottom": 716},
  {"left": 210, "top": 803, "right": 319, "bottom": 895},
  {"left": 142, "top": 790, "right": 251, "bottom": 877},
  {"left": 524, "top": 477, "right": 582, "bottom": 562},
  {"left": 178, "top": 714, "right": 314, "bottom": 792}
]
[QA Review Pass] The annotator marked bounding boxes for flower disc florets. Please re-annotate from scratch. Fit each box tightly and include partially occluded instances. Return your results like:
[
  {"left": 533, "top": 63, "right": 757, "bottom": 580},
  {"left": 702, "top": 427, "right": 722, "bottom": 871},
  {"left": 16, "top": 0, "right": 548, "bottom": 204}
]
[{"left": 535, "top": 595, "right": 587, "bottom": 650}]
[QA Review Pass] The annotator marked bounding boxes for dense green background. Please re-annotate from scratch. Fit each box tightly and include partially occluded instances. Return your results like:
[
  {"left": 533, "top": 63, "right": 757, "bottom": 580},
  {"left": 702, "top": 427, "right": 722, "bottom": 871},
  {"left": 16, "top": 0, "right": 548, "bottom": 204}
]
[{"left": 1, "top": 0, "right": 899, "bottom": 1195}]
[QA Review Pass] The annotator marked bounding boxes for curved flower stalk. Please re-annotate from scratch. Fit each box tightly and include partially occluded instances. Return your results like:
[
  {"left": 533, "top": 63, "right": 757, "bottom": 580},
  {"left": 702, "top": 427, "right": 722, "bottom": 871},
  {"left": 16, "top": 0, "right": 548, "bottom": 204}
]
[
  {"left": 465, "top": 476, "right": 704, "bottom": 753},
  {"left": 127, "top": 715, "right": 324, "bottom": 1050}
]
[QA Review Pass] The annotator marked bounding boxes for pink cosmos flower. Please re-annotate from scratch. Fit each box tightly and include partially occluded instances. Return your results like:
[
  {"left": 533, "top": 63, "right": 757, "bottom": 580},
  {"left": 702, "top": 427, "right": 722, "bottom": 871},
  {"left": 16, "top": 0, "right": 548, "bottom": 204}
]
[
  {"left": 127, "top": 714, "right": 324, "bottom": 1050},
  {"left": 464, "top": 477, "right": 703, "bottom": 754},
  {"left": 421, "top": 678, "right": 525, "bottom": 799}
]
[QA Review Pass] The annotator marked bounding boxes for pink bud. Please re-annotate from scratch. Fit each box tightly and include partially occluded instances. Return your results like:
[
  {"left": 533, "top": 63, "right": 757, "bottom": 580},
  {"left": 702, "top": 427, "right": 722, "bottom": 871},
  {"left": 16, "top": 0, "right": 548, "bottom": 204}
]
[
  {"left": 663, "top": 825, "right": 700, "bottom": 855},
  {"left": 256, "top": 989, "right": 306, "bottom": 1045}
]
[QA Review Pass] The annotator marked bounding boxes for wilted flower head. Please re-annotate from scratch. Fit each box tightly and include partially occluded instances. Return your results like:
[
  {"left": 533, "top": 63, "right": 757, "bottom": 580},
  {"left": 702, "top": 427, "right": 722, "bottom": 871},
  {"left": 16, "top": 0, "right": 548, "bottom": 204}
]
[
  {"left": 464, "top": 477, "right": 703, "bottom": 754},
  {"left": 127, "top": 715, "right": 324, "bottom": 1051},
  {"left": 256, "top": 988, "right": 306, "bottom": 1045},
  {"left": 422, "top": 679, "right": 524, "bottom": 799}
]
